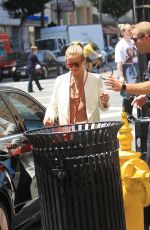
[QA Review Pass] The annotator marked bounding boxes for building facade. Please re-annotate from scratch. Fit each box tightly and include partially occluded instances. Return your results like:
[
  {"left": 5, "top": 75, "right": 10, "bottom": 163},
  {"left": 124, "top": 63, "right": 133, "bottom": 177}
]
[{"left": 0, "top": 0, "right": 134, "bottom": 51}]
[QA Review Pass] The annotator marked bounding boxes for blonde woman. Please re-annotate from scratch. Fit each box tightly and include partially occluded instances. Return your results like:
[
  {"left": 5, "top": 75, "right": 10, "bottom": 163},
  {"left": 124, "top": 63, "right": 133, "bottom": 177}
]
[{"left": 43, "top": 43, "right": 110, "bottom": 126}]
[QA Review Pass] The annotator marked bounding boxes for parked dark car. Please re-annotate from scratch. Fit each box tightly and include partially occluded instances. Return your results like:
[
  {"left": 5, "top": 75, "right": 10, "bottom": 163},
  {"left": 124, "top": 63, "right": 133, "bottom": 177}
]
[
  {"left": 56, "top": 45, "right": 68, "bottom": 71},
  {"left": 0, "top": 86, "right": 46, "bottom": 229},
  {"left": 12, "top": 50, "right": 64, "bottom": 82}
]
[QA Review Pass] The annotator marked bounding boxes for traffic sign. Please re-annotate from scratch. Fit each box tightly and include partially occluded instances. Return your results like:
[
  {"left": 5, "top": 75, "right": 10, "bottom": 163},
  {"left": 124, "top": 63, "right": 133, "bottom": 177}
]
[{"left": 59, "top": 1, "right": 75, "bottom": 12}]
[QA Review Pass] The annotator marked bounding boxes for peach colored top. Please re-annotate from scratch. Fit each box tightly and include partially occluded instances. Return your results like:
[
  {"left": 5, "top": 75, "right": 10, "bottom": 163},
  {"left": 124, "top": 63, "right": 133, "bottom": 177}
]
[{"left": 70, "top": 76, "right": 87, "bottom": 124}]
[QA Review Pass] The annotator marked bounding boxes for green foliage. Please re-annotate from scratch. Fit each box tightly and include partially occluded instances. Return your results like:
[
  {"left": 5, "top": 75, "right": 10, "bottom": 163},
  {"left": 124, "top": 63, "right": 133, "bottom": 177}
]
[
  {"left": 2, "top": 0, "right": 50, "bottom": 20},
  {"left": 102, "top": 0, "right": 132, "bottom": 20},
  {"left": 90, "top": 0, "right": 132, "bottom": 21}
]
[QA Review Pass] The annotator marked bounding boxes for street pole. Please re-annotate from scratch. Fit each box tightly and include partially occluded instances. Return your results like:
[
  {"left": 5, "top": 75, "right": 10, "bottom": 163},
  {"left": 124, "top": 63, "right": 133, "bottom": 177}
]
[
  {"left": 98, "top": 0, "right": 102, "bottom": 24},
  {"left": 132, "top": 0, "right": 137, "bottom": 23},
  {"left": 56, "top": 0, "right": 61, "bottom": 25}
]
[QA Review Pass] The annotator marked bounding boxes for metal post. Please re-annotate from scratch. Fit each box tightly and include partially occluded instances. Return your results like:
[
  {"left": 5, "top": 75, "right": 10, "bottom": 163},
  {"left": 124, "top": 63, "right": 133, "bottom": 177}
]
[
  {"left": 56, "top": 0, "right": 61, "bottom": 25},
  {"left": 132, "top": 0, "right": 137, "bottom": 23},
  {"left": 98, "top": 0, "right": 102, "bottom": 24}
]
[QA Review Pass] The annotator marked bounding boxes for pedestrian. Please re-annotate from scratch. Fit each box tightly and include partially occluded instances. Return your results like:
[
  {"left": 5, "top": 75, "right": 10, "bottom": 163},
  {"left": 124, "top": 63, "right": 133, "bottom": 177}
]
[
  {"left": 115, "top": 23, "right": 138, "bottom": 123},
  {"left": 83, "top": 41, "right": 101, "bottom": 72},
  {"left": 104, "top": 21, "right": 150, "bottom": 163},
  {"left": 26, "top": 46, "right": 44, "bottom": 93},
  {"left": 43, "top": 42, "right": 110, "bottom": 127}
]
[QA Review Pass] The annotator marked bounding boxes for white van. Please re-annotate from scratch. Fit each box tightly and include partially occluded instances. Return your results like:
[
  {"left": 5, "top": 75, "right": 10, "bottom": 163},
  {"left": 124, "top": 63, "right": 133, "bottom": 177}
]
[{"left": 36, "top": 24, "right": 105, "bottom": 56}]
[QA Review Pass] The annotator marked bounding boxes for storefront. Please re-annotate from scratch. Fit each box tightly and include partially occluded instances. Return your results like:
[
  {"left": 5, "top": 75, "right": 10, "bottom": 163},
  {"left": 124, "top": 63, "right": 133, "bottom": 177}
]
[{"left": 103, "top": 25, "right": 118, "bottom": 47}]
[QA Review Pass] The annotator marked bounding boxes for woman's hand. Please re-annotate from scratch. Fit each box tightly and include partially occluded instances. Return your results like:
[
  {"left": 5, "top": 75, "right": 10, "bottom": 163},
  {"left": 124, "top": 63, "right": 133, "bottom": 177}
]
[
  {"left": 43, "top": 116, "right": 54, "bottom": 127},
  {"left": 100, "top": 91, "right": 109, "bottom": 108}
]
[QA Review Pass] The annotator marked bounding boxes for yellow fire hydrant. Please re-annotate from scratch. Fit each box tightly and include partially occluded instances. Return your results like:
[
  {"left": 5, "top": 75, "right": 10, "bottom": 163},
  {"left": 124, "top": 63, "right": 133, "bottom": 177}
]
[{"left": 118, "top": 112, "right": 150, "bottom": 230}]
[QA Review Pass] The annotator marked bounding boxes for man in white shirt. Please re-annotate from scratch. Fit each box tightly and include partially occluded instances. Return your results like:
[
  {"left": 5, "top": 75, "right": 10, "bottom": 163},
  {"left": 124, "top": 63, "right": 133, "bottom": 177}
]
[
  {"left": 104, "top": 21, "right": 150, "bottom": 230},
  {"left": 115, "top": 23, "right": 138, "bottom": 123}
]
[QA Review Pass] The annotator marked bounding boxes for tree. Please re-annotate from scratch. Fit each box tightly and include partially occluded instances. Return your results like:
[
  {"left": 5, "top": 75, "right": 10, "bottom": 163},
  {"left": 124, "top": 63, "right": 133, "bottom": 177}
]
[
  {"left": 2, "top": 0, "right": 50, "bottom": 51},
  {"left": 102, "top": 0, "right": 132, "bottom": 23},
  {"left": 90, "top": 0, "right": 133, "bottom": 36}
]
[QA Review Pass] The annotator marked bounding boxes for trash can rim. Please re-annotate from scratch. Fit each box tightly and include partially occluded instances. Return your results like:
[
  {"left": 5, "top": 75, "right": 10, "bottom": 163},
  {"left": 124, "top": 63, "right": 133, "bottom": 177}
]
[{"left": 24, "top": 121, "right": 123, "bottom": 136}]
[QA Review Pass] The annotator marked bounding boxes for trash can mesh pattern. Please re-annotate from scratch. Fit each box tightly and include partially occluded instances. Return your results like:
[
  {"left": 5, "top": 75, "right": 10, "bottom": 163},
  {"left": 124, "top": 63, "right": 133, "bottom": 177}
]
[{"left": 24, "top": 121, "right": 126, "bottom": 230}]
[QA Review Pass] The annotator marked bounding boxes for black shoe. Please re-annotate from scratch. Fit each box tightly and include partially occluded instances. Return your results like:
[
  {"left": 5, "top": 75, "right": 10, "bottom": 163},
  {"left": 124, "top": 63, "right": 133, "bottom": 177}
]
[
  {"left": 39, "top": 88, "right": 44, "bottom": 91},
  {"left": 127, "top": 115, "right": 137, "bottom": 123},
  {"left": 28, "top": 90, "right": 34, "bottom": 93}
]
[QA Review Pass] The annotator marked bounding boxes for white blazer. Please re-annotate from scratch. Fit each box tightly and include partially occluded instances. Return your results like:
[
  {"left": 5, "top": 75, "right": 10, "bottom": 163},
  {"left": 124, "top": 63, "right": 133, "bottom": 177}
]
[{"left": 45, "top": 70, "right": 109, "bottom": 125}]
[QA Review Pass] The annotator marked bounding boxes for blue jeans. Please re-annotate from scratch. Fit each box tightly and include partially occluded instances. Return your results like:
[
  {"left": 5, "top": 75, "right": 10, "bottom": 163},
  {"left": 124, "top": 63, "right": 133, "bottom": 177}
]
[
  {"left": 122, "top": 63, "right": 138, "bottom": 115},
  {"left": 27, "top": 69, "right": 42, "bottom": 92}
]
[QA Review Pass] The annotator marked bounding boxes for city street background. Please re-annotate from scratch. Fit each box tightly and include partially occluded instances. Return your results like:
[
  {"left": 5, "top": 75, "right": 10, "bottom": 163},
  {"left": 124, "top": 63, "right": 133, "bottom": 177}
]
[
  {"left": 1, "top": 66, "right": 137, "bottom": 147},
  {"left": 0, "top": 67, "right": 137, "bottom": 229}
]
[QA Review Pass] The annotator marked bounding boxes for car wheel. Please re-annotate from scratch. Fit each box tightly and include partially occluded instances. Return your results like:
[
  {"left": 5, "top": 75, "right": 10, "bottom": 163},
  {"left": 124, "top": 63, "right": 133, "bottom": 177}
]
[
  {"left": 0, "top": 75, "right": 3, "bottom": 82},
  {"left": 0, "top": 201, "right": 10, "bottom": 230},
  {"left": 43, "top": 66, "right": 48, "bottom": 79},
  {"left": 57, "top": 65, "right": 64, "bottom": 75},
  {"left": 13, "top": 74, "right": 20, "bottom": 82}
]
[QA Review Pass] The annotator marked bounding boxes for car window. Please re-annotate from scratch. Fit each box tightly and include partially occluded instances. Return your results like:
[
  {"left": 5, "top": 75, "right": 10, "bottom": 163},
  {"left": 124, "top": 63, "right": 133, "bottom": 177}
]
[
  {"left": 5, "top": 52, "right": 21, "bottom": 62},
  {"left": 58, "top": 39, "right": 63, "bottom": 49},
  {"left": 0, "top": 96, "right": 18, "bottom": 137},
  {"left": 37, "top": 52, "right": 44, "bottom": 62},
  {"left": 43, "top": 51, "right": 53, "bottom": 62},
  {"left": 6, "top": 93, "right": 45, "bottom": 131},
  {"left": 59, "top": 46, "right": 68, "bottom": 56},
  {"left": 63, "top": 39, "right": 66, "bottom": 45},
  {"left": 36, "top": 39, "right": 57, "bottom": 51},
  {"left": 0, "top": 42, "right": 5, "bottom": 56},
  {"left": 19, "top": 52, "right": 30, "bottom": 65}
]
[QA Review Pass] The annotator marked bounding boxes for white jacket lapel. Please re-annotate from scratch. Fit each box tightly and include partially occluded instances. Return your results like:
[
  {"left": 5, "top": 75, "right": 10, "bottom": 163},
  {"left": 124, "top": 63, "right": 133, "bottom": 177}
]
[
  {"left": 84, "top": 72, "right": 98, "bottom": 121},
  {"left": 59, "top": 72, "right": 71, "bottom": 123}
]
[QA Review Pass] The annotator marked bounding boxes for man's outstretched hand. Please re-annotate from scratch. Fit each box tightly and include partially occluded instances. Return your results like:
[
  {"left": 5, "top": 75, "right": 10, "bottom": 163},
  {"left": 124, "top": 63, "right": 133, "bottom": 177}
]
[{"left": 104, "top": 76, "right": 122, "bottom": 91}]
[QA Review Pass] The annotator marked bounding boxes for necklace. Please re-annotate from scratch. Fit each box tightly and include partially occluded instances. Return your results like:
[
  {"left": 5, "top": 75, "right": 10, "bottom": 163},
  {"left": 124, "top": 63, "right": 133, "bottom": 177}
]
[{"left": 70, "top": 71, "right": 88, "bottom": 123}]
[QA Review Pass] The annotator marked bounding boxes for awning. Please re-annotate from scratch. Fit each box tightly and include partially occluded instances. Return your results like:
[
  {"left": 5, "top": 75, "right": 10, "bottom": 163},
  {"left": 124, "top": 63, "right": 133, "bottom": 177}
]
[{"left": 27, "top": 15, "right": 49, "bottom": 22}]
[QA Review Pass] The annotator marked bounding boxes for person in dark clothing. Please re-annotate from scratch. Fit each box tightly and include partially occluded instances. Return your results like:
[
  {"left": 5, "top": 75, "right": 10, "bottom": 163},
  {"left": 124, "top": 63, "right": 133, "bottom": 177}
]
[
  {"left": 26, "top": 46, "right": 44, "bottom": 92},
  {"left": 105, "top": 21, "right": 150, "bottom": 230}
]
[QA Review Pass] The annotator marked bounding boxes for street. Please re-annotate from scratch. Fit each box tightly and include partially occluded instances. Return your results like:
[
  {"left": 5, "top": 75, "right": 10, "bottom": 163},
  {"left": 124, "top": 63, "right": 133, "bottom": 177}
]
[
  {"left": 1, "top": 67, "right": 137, "bottom": 121},
  {"left": 1, "top": 67, "right": 137, "bottom": 142},
  {"left": 1, "top": 72, "right": 123, "bottom": 122},
  {"left": 0, "top": 69, "right": 137, "bottom": 229}
]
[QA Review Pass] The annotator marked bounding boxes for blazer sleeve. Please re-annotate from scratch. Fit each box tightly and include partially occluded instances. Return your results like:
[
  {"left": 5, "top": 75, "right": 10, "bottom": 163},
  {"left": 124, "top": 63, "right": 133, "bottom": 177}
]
[{"left": 44, "top": 77, "right": 60, "bottom": 120}]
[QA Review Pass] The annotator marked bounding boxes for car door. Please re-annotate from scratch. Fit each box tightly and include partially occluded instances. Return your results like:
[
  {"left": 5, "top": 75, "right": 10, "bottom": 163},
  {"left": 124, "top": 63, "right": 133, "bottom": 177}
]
[
  {"left": 0, "top": 95, "right": 36, "bottom": 227},
  {"left": 2, "top": 90, "right": 45, "bottom": 226},
  {"left": 43, "top": 51, "right": 58, "bottom": 74}
]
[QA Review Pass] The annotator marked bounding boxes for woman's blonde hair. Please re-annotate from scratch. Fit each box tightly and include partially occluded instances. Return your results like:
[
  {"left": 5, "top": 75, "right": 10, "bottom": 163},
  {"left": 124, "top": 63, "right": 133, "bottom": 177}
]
[
  {"left": 118, "top": 23, "right": 131, "bottom": 37},
  {"left": 65, "top": 42, "right": 84, "bottom": 59}
]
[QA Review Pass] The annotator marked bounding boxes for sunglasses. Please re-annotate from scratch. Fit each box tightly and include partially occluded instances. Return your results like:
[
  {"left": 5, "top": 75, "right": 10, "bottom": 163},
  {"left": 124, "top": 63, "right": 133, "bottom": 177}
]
[
  {"left": 66, "top": 60, "right": 83, "bottom": 68},
  {"left": 132, "top": 34, "right": 145, "bottom": 42}
]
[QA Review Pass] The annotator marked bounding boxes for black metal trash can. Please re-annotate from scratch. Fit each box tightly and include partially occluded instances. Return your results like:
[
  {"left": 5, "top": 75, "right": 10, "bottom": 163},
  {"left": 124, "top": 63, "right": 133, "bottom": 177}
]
[
  {"left": 135, "top": 117, "right": 150, "bottom": 162},
  {"left": 24, "top": 121, "right": 126, "bottom": 230}
]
